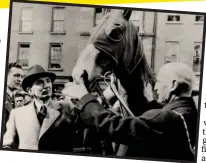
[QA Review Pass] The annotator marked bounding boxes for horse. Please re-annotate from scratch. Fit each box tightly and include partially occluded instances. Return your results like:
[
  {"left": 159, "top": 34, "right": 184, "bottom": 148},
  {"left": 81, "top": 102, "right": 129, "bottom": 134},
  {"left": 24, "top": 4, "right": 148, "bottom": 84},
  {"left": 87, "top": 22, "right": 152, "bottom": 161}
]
[{"left": 72, "top": 9, "right": 156, "bottom": 117}]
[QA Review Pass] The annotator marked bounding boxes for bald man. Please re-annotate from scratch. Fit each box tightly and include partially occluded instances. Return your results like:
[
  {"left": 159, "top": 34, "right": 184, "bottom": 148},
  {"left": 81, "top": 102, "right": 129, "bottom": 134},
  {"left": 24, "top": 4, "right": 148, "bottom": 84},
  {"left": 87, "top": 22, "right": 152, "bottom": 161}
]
[{"left": 64, "top": 63, "right": 198, "bottom": 161}]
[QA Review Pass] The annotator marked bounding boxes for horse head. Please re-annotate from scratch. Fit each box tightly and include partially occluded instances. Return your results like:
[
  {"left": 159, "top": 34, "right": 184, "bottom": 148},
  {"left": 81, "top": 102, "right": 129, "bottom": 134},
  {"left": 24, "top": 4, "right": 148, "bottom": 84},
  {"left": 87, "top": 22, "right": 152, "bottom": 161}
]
[{"left": 72, "top": 9, "right": 156, "bottom": 116}]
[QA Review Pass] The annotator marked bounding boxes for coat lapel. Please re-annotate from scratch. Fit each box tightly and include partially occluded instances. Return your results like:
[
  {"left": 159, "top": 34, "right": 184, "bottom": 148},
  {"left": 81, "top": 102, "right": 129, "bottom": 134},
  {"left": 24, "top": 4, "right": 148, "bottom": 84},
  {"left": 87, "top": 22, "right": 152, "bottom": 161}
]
[
  {"left": 39, "top": 101, "right": 61, "bottom": 139},
  {"left": 19, "top": 102, "right": 41, "bottom": 145},
  {"left": 5, "top": 93, "right": 14, "bottom": 112}
]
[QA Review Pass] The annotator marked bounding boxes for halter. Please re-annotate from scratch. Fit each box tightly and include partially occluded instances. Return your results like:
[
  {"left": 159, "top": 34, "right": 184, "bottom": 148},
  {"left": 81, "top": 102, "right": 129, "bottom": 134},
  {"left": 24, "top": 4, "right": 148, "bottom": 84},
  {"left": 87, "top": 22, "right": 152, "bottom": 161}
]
[{"left": 89, "top": 65, "right": 144, "bottom": 118}]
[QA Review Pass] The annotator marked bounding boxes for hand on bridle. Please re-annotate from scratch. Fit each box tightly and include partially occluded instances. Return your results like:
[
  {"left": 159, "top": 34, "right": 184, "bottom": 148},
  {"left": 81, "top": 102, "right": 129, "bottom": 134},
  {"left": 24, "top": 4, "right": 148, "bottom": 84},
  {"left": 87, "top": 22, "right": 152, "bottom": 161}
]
[
  {"left": 102, "top": 74, "right": 116, "bottom": 101},
  {"left": 143, "top": 82, "right": 154, "bottom": 102},
  {"left": 62, "top": 78, "right": 89, "bottom": 100}
]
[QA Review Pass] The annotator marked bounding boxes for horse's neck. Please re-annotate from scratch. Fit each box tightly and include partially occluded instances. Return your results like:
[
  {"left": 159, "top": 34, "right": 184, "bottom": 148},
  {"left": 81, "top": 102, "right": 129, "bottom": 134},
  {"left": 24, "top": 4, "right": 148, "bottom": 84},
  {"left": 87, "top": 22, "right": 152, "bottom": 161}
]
[{"left": 117, "top": 69, "right": 150, "bottom": 116}]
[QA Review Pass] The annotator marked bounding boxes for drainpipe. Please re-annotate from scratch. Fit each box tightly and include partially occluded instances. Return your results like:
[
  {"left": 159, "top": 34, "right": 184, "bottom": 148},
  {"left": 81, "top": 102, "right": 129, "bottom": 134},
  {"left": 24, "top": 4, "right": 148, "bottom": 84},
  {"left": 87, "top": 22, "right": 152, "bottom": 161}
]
[
  {"left": 142, "top": 11, "right": 145, "bottom": 35},
  {"left": 151, "top": 12, "right": 157, "bottom": 71},
  {"left": 92, "top": 8, "right": 96, "bottom": 27}
]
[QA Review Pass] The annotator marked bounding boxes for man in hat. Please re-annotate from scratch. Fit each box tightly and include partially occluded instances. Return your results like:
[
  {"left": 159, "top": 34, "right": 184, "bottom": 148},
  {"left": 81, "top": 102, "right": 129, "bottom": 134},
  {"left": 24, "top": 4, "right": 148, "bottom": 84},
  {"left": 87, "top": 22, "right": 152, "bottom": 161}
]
[
  {"left": 3, "top": 65, "right": 77, "bottom": 152},
  {"left": 3, "top": 62, "right": 24, "bottom": 134}
]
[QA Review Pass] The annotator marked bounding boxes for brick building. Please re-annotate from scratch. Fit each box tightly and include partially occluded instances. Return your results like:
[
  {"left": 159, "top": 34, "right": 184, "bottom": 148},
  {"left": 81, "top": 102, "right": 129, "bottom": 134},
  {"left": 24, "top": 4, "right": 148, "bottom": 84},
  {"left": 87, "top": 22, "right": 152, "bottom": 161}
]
[{"left": 8, "top": 2, "right": 204, "bottom": 98}]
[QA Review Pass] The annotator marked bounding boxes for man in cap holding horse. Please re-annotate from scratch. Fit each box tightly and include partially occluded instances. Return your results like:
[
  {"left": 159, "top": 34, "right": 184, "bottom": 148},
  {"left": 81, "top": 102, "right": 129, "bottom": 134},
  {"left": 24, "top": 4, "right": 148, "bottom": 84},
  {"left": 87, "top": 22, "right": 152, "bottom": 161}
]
[
  {"left": 3, "top": 65, "right": 76, "bottom": 151},
  {"left": 63, "top": 62, "right": 197, "bottom": 161}
]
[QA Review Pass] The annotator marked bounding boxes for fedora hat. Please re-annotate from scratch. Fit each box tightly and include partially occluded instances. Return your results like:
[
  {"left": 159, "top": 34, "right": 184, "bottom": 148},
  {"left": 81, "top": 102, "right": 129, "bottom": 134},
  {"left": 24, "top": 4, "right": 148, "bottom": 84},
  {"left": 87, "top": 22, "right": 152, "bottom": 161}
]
[{"left": 22, "top": 65, "right": 56, "bottom": 92}]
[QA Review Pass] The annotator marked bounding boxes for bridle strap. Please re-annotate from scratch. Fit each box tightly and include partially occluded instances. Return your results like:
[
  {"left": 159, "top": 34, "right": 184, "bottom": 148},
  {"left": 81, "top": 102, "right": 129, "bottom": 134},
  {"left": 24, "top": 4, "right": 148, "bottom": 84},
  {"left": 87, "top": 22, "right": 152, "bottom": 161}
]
[{"left": 110, "top": 79, "right": 135, "bottom": 117}]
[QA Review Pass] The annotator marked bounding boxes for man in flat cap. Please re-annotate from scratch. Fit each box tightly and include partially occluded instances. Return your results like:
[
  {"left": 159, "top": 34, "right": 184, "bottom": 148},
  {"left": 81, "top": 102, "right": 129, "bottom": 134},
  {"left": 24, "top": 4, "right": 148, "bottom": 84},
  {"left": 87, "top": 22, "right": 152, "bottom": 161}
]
[{"left": 3, "top": 65, "right": 76, "bottom": 152}]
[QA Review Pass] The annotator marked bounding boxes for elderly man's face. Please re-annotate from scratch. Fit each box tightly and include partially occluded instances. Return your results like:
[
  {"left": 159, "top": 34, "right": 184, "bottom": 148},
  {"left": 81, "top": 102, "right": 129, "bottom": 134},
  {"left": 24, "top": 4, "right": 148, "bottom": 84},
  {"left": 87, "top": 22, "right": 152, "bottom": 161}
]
[
  {"left": 154, "top": 69, "right": 173, "bottom": 103},
  {"left": 29, "top": 77, "right": 52, "bottom": 101},
  {"left": 7, "top": 67, "right": 24, "bottom": 90}
]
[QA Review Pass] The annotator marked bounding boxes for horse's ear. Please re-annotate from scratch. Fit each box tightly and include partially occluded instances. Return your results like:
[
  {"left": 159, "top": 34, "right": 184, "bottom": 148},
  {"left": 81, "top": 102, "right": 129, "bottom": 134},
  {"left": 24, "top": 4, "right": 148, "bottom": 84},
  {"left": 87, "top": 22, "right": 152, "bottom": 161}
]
[
  {"left": 122, "top": 10, "right": 132, "bottom": 21},
  {"left": 103, "top": 8, "right": 112, "bottom": 15}
]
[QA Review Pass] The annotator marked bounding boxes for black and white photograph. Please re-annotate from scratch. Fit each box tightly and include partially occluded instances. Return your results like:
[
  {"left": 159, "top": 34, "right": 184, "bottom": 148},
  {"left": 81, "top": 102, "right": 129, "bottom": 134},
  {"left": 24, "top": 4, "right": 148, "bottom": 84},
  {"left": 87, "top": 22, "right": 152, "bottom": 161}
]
[{"left": 0, "top": 0, "right": 205, "bottom": 162}]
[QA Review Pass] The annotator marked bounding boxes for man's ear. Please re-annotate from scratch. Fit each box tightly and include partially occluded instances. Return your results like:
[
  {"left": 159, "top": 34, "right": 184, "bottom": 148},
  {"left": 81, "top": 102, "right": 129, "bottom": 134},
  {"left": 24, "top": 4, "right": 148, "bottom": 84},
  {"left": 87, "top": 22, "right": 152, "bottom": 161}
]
[
  {"left": 170, "top": 80, "right": 179, "bottom": 92},
  {"left": 27, "top": 87, "right": 32, "bottom": 96}
]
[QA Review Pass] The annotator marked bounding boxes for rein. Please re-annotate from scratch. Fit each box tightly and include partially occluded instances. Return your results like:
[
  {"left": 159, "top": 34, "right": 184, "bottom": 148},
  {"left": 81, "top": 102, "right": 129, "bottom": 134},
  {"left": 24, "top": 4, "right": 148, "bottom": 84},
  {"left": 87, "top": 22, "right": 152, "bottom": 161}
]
[
  {"left": 89, "top": 71, "right": 135, "bottom": 118},
  {"left": 105, "top": 73, "right": 135, "bottom": 117}
]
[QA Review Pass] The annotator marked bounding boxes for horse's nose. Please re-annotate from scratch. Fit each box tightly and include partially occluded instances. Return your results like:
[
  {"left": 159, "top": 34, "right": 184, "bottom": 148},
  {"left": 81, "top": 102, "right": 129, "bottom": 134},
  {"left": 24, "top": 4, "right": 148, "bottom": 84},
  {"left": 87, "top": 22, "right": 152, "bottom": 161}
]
[{"left": 72, "top": 66, "right": 85, "bottom": 84}]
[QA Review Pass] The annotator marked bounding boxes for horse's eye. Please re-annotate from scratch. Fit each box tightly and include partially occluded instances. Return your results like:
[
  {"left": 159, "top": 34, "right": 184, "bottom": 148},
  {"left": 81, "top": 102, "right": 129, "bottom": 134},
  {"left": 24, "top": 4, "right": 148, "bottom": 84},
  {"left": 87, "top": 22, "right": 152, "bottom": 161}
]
[{"left": 105, "top": 24, "right": 124, "bottom": 42}]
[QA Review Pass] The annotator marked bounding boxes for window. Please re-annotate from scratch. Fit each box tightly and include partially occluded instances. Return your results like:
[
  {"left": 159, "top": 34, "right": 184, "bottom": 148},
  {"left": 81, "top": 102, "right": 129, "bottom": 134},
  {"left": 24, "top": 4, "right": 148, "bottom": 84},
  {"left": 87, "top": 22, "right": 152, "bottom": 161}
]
[
  {"left": 94, "top": 8, "right": 103, "bottom": 26},
  {"left": 130, "top": 11, "right": 142, "bottom": 32},
  {"left": 167, "top": 14, "right": 181, "bottom": 23},
  {"left": 49, "top": 43, "right": 63, "bottom": 69},
  {"left": 18, "top": 43, "right": 30, "bottom": 68},
  {"left": 51, "top": 7, "right": 65, "bottom": 32},
  {"left": 165, "top": 41, "right": 179, "bottom": 64},
  {"left": 130, "top": 11, "right": 141, "bottom": 26},
  {"left": 195, "top": 15, "right": 204, "bottom": 22},
  {"left": 20, "top": 8, "right": 33, "bottom": 32},
  {"left": 193, "top": 42, "right": 202, "bottom": 73}
]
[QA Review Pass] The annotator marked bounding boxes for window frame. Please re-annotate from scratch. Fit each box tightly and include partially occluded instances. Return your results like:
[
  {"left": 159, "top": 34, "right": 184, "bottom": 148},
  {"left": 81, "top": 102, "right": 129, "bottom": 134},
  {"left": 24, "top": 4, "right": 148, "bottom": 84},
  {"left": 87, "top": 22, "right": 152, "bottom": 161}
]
[
  {"left": 50, "top": 7, "right": 66, "bottom": 34},
  {"left": 193, "top": 42, "right": 202, "bottom": 75},
  {"left": 48, "top": 42, "right": 63, "bottom": 71},
  {"left": 166, "top": 14, "right": 182, "bottom": 24},
  {"left": 93, "top": 8, "right": 104, "bottom": 27},
  {"left": 19, "top": 7, "right": 33, "bottom": 34},
  {"left": 194, "top": 15, "right": 204, "bottom": 24},
  {"left": 164, "top": 41, "right": 180, "bottom": 64},
  {"left": 130, "top": 10, "right": 143, "bottom": 33},
  {"left": 17, "top": 42, "right": 31, "bottom": 69}
]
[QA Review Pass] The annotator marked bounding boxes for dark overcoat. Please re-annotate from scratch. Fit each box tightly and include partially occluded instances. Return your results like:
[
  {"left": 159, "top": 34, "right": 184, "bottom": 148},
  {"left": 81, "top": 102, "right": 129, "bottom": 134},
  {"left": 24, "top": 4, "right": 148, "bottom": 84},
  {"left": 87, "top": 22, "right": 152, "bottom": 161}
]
[
  {"left": 3, "top": 93, "right": 15, "bottom": 134},
  {"left": 77, "top": 95, "right": 197, "bottom": 161}
]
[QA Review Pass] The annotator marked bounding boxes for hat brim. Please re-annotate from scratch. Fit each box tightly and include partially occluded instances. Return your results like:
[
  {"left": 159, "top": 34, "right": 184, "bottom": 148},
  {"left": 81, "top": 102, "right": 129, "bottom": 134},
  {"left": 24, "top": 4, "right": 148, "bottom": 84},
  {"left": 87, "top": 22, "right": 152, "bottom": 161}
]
[{"left": 22, "top": 72, "right": 56, "bottom": 92}]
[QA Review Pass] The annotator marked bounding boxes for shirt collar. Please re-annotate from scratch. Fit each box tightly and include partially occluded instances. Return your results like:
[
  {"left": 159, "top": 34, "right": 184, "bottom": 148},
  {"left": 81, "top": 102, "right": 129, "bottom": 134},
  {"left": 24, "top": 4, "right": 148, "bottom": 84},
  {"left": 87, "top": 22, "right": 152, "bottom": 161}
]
[{"left": 34, "top": 98, "right": 50, "bottom": 112}]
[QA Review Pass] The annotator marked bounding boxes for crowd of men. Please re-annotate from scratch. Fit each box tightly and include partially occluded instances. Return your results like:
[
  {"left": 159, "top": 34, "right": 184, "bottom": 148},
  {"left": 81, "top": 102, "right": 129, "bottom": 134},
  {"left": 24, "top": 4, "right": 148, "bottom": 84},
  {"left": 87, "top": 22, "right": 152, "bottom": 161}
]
[{"left": 2, "top": 61, "right": 198, "bottom": 161}]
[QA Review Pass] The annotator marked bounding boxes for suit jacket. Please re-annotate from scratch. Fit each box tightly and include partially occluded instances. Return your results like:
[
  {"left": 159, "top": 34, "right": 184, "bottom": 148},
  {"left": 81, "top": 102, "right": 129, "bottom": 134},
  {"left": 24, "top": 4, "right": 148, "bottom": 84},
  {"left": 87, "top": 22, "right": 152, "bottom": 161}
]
[
  {"left": 3, "top": 100, "right": 77, "bottom": 152},
  {"left": 77, "top": 94, "right": 197, "bottom": 161},
  {"left": 3, "top": 93, "right": 15, "bottom": 134}
]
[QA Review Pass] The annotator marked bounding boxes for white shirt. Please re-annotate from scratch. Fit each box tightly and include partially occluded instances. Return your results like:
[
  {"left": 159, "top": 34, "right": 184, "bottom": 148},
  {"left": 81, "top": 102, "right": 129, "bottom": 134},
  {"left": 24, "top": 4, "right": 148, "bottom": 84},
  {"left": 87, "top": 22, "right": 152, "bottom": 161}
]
[{"left": 34, "top": 98, "right": 50, "bottom": 113}]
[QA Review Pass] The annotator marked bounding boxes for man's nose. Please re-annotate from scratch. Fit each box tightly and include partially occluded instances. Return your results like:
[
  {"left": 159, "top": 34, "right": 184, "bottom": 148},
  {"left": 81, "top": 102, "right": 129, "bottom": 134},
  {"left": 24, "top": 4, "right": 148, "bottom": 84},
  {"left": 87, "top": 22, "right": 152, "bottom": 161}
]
[
  {"left": 43, "top": 82, "right": 50, "bottom": 88},
  {"left": 17, "top": 76, "right": 23, "bottom": 81}
]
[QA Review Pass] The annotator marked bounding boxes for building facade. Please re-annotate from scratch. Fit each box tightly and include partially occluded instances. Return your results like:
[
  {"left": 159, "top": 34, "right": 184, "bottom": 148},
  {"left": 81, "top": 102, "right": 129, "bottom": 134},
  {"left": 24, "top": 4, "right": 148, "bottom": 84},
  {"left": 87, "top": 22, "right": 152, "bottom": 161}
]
[{"left": 9, "top": 2, "right": 204, "bottom": 97}]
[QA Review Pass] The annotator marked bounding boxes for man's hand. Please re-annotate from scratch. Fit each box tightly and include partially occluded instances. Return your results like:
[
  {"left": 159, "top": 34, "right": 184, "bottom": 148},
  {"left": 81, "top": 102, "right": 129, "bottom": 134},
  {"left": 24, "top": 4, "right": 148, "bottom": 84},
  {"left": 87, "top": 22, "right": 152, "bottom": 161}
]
[
  {"left": 62, "top": 78, "right": 89, "bottom": 100},
  {"left": 103, "top": 86, "right": 115, "bottom": 101},
  {"left": 143, "top": 82, "right": 154, "bottom": 102}
]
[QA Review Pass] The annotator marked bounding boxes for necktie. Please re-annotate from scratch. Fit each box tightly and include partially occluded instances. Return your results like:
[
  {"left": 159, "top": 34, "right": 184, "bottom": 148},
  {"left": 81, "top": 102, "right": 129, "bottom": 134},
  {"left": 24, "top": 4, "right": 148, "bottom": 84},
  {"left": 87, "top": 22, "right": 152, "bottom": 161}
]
[{"left": 37, "top": 105, "right": 47, "bottom": 126}]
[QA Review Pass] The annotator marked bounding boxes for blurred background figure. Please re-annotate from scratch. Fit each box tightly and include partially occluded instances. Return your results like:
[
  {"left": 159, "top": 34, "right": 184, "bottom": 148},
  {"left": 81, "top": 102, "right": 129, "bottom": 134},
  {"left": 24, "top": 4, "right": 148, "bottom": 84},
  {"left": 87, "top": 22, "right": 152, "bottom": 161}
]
[
  {"left": 14, "top": 92, "right": 25, "bottom": 108},
  {"left": 58, "top": 95, "right": 65, "bottom": 101},
  {"left": 52, "top": 94, "right": 58, "bottom": 102}
]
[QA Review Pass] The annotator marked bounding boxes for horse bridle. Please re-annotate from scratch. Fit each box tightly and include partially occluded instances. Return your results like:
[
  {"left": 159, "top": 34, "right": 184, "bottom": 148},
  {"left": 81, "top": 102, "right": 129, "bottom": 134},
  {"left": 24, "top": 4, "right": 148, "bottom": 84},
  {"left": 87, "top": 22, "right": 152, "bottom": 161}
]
[
  {"left": 86, "top": 43, "right": 147, "bottom": 117},
  {"left": 84, "top": 71, "right": 137, "bottom": 118}
]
